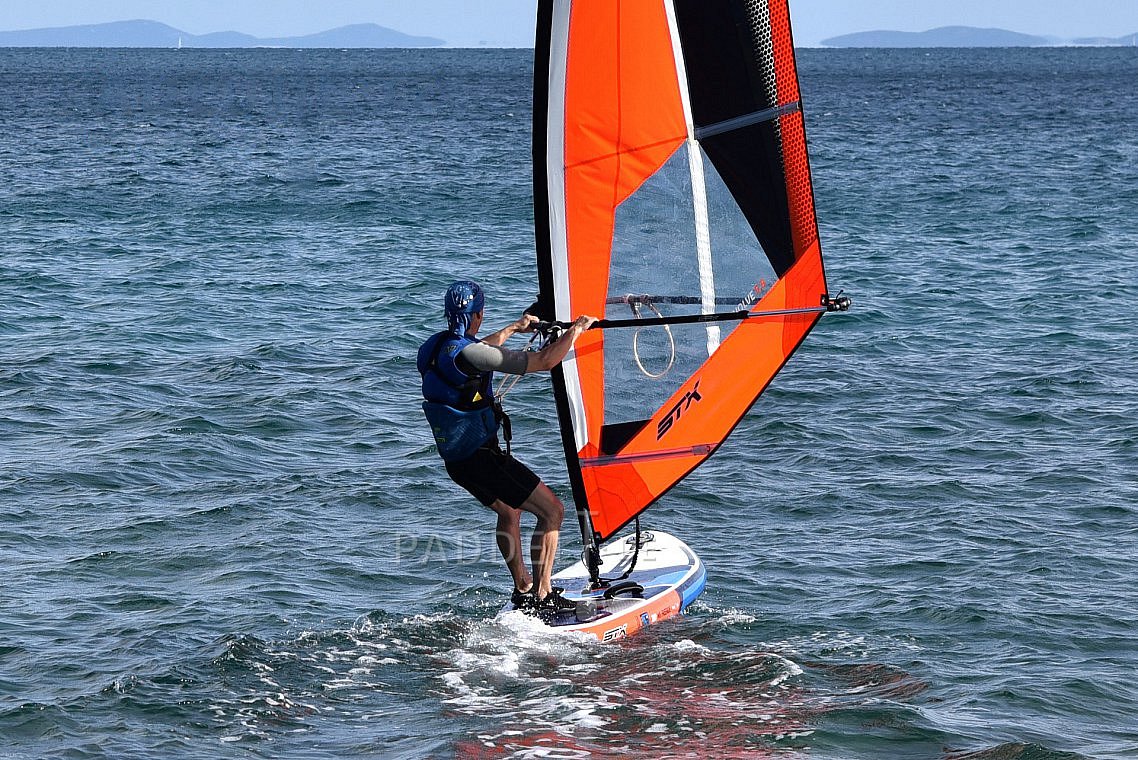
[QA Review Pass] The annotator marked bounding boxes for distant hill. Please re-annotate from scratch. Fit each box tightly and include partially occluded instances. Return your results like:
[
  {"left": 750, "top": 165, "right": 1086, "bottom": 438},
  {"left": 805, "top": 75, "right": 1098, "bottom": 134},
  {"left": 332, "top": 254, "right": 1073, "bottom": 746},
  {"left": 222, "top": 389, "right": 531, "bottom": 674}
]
[
  {"left": 823, "top": 25, "right": 1138, "bottom": 48},
  {"left": 823, "top": 26, "right": 1053, "bottom": 48},
  {"left": 0, "top": 19, "right": 445, "bottom": 48}
]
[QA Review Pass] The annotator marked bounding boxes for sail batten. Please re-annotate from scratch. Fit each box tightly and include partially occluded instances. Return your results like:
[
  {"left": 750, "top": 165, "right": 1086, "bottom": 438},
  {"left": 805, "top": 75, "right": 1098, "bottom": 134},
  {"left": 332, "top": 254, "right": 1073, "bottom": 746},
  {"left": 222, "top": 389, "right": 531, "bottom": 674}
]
[
  {"left": 695, "top": 102, "right": 802, "bottom": 140},
  {"left": 582, "top": 444, "right": 717, "bottom": 468},
  {"left": 535, "top": 0, "right": 831, "bottom": 547}
]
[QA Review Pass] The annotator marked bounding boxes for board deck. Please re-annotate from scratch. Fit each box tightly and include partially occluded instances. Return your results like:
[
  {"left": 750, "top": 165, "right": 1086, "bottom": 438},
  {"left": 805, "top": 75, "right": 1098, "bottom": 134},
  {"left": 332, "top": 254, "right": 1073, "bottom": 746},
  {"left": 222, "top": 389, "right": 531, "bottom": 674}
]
[{"left": 499, "top": 531, "right": 705, "bottom": 642}]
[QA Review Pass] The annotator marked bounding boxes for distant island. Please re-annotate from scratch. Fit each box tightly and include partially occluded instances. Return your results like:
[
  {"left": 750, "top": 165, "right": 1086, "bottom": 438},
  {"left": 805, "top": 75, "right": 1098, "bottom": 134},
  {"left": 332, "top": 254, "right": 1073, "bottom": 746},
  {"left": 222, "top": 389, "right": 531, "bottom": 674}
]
[
  {"left": 0, "top": 20, "right": 445, "bottom": 48},
  {"left": 2, "top": 20, "right": 1135, "bottom": 50},
  {"left": 822, "top": 26, "right": 1138, "bottom": 48}
]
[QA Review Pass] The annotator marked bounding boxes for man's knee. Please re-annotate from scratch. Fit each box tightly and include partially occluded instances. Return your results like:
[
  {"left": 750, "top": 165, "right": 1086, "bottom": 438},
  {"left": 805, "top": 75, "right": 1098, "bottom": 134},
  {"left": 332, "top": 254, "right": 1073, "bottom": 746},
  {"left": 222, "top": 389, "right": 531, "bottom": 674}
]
[
  {"left": 543, "top": 502, "right": 564, "bottom": 527},
  {"left": 530, "top": 484, "right": 564, "bottom": 524}
]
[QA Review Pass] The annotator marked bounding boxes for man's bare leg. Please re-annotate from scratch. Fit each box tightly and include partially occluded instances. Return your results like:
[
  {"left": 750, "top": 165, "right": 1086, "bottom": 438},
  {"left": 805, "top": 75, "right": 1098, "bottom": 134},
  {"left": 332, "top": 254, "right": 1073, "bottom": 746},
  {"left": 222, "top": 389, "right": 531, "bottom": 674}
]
[
  {"left": 516, "top": 482, "right": 565, "bottom": 599},
  {"left": 488, "top": 499, "right": 532, "bottom": 593}
]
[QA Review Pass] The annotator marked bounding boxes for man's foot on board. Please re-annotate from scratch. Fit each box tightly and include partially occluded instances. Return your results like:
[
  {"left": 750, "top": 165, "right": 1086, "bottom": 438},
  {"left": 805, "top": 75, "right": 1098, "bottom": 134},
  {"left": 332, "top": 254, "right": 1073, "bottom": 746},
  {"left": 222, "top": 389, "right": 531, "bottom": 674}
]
[
  {"left": 537, "top": 589, "right": 576, "bottom": 613},
  {"left": 513, "top": 586, "right": 568, "bottom": 616},
  {"left": 511, "top": 586, "right": 536, "bottom": 610}
]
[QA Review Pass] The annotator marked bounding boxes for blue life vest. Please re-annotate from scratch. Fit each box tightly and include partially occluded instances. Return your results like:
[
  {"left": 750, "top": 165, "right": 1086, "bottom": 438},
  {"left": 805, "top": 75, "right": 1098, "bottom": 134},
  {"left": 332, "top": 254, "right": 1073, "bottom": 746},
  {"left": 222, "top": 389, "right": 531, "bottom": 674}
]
[{"left": 417, "top": 331, "right": 499, "bottom": 462}]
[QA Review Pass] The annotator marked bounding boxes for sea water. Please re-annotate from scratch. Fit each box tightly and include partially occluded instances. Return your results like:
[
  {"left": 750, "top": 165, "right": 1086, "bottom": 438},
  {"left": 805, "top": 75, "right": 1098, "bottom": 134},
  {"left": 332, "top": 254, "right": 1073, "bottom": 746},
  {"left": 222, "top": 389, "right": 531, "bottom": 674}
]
[{"left": 1, "top": 47, "right": 1136, "bottom": 759}]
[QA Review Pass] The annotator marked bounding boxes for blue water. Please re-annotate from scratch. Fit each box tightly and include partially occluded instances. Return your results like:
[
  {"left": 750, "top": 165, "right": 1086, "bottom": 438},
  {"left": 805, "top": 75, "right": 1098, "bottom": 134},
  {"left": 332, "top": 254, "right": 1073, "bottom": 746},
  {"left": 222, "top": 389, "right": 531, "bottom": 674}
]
[{"left": 2, "top": 46, "right": 1137, "bottom": 759}]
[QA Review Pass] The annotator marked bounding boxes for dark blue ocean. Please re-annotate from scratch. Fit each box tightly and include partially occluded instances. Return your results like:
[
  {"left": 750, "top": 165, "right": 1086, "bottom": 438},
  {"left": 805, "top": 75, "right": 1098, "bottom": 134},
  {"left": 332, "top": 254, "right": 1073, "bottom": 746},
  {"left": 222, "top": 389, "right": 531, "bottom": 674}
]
[{"left": 2, "top": 46, "right": 1136, "bottom": 759}]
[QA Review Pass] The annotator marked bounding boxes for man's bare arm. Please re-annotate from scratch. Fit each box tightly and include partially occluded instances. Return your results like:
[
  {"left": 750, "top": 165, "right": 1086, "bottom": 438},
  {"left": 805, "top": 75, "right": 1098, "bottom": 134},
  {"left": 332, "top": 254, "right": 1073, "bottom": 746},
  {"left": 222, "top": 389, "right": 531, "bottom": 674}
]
[
  {"left": 482, "top": 314, "right": 540, "bottom": 347},
  {"left": 525, "top": 316, "right": 598, "bottom": 373}
]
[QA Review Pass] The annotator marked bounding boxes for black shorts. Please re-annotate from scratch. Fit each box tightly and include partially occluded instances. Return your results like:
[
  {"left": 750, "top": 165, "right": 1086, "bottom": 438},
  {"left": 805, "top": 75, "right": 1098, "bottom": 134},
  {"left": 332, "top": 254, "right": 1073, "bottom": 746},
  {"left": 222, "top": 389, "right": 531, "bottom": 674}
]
[{"left": 445, "top": 441, "right": 541, "bottom": 509}]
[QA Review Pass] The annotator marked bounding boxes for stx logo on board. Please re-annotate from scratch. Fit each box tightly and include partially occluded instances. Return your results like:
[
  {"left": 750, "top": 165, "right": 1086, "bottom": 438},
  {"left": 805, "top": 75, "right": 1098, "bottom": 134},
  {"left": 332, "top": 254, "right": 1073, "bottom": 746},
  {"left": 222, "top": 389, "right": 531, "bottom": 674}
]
[
  {"left": 602, "top": 624, "right": 628, "bottom": 642},
  {"left": 656, "top": 380, "right": 703, "bottom": 440}
]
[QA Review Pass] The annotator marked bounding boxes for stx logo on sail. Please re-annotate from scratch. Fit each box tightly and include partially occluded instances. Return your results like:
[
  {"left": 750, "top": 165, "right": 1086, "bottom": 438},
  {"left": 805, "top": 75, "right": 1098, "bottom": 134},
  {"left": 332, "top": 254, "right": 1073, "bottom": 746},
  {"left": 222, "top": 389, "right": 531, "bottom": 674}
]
[{"left": 657, "top": 381, "right": 703, "bottom": 440}]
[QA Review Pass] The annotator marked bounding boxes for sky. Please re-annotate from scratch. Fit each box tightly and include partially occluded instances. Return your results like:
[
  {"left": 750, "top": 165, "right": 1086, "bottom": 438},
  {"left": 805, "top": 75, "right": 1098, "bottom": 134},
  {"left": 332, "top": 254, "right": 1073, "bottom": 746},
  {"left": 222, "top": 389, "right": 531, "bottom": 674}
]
[{"left": 0, "top": 1, "right": 1135, "bottom": 47}]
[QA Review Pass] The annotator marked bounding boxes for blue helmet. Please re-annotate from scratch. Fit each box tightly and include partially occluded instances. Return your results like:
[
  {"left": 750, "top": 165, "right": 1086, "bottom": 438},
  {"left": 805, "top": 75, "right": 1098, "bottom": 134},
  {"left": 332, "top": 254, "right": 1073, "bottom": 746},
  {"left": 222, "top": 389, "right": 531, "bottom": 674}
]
[{"left": 444, "top": 281, "right": 485, "bottom": 335}]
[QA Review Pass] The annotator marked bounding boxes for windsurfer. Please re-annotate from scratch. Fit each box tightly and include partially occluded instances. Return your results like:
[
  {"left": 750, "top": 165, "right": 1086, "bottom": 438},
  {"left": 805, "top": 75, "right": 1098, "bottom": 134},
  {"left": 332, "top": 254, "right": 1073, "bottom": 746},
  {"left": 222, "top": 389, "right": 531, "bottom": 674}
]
[{"left": 417, "top": 281, "right": 596, "bottom": 614}]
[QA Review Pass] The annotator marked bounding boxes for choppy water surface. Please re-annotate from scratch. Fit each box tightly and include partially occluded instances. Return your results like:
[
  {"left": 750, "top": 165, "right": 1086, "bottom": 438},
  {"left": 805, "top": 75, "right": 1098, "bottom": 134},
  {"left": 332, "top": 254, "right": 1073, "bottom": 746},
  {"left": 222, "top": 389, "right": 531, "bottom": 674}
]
[{"left": 1, "top": 47, "right": 1136, "bottom": 759}]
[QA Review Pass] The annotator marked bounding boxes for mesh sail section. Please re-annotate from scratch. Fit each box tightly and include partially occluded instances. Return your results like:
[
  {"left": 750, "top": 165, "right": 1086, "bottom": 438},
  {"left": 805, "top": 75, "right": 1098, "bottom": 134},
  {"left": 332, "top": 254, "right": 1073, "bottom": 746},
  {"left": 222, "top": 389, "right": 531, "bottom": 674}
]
[{"left": 604, "top": 143, "right": 779, "bottom": 428}]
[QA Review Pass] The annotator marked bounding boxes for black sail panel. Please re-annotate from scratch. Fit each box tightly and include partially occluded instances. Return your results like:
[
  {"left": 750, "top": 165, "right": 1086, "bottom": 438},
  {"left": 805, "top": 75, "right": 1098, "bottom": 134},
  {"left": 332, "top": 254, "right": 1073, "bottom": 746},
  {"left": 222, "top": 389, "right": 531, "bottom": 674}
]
[{"left": 675, "top": 0, "right": 799, "bottom": 277}]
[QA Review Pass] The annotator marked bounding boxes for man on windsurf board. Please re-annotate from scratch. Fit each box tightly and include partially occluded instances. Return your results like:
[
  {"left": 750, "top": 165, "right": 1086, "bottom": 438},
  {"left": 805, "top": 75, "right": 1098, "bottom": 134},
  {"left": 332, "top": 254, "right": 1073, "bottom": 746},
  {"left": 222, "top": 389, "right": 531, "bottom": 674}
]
[{"left": 417, "top": 281, "right": 596, "bottom": 615}]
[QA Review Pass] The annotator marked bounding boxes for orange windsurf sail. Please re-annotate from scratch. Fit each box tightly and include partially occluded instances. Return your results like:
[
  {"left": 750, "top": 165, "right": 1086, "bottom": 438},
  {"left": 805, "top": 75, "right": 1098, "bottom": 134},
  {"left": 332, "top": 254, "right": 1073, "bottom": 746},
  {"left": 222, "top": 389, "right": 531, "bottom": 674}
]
[{"left": 532, "top": 0, "right": 842, "bottom": 568}]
